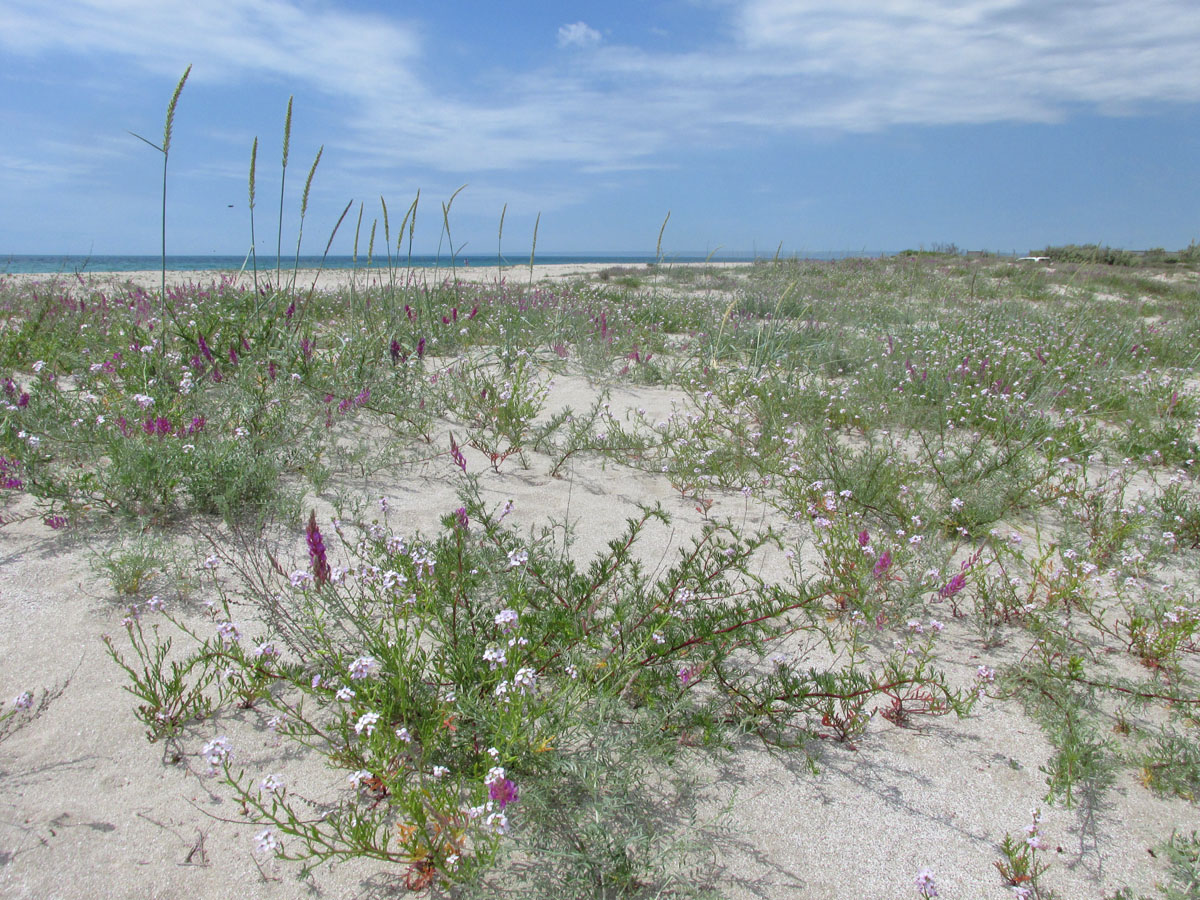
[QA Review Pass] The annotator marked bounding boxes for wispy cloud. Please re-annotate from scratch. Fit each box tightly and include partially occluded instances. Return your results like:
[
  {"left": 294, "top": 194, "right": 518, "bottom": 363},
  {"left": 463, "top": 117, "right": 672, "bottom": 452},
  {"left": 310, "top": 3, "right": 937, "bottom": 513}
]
[
  {"left": 3, "top": 0, "right": 1198, "bottom": 179},
  {"left": 557, "top": 22, "right": 602, "bottom": 48}
]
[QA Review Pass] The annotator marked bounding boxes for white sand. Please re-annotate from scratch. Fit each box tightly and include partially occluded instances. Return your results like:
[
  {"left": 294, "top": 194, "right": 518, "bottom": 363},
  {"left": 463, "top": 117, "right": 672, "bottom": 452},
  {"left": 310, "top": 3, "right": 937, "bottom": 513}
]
[{"left": 0, "top": 269, "right": 1191, "bottom": 899}]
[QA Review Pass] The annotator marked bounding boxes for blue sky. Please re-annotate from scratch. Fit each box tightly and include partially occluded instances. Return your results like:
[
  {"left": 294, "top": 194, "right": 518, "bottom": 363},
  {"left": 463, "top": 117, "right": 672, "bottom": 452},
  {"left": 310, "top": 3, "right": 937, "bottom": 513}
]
[{"left": 2, "top": 0, "right": 1198, "bottom": 257}]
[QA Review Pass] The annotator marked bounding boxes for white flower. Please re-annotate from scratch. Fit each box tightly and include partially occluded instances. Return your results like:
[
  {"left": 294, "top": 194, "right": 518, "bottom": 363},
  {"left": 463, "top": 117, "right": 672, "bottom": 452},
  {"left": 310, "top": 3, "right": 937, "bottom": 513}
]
[
  {"left": 395, "top": 727, "right": 412, "bottom": 742},
  {"left": 348, "top": 769, "right": 372, "bottom": 788},
  {"left": 260, "top": 774, "right": 285, "bottom": 794},
  {"left": 335, "top": 686, "right": 356, "bottom": 702},
  {"left": 255, "top": 828, "right": 279, "bottom": 854},
  {"left": 348, "top": 655, "right": 377, "bottom": 680},
  {"left": 431, "top": 765, "right": 449, "bottom": 780},
  {"left": 494, "top": 608, "right": 519, "bottom": 630},
  {"left": 201, "top": 736, "right": 232, "bottom": 769},
  {"left": 513, "top": 667, "right": 537, "bottom": 694},
  {"left": 506, "top": 548, "right": 529, "bottom": 569},
  {"left": 12, "top": 691, "right": 33, "bottom": 711},
  {"left": 483, "top": 644, "right": 507, "bottom": 669},
  {"left": 355, "top": 712, "right": 380, "bottom": 736}
]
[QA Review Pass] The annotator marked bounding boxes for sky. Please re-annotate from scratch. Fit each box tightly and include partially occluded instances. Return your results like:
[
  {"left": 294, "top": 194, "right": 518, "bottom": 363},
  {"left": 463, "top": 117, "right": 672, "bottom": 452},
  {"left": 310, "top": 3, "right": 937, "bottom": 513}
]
[{"left": 2, "top": 0, "right": 1199, "bottom": 257}]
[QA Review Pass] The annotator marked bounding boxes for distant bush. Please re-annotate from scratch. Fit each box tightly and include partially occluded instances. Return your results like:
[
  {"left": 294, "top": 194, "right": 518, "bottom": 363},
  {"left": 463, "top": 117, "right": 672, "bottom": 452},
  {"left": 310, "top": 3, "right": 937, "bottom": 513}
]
[{"left": 1035, "top": 242, "right": 1200, "bottom": 267}]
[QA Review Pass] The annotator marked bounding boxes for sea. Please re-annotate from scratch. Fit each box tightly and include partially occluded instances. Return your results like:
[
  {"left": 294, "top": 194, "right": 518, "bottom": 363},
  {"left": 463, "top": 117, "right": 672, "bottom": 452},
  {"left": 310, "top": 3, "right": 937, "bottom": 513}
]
[{"left": 1, "top": 251, "right": 878, "bottom": 275}]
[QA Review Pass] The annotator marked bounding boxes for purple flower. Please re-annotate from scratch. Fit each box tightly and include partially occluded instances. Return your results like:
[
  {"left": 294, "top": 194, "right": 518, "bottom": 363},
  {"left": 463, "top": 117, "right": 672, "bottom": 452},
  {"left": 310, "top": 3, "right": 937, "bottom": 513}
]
[
  {"left": 197, "top": 333, "right": 214, "bottom": 363},
  {"left": 306, "top": 511, "right": 332, "bottom": 586},
  {"left": 873, "top": 551, "right": 892, "bottom": 578},
  {"left": 914, "top": 867, "right": 938, "bottom": 898},
  {"left": 416, "top": 337, "right": 426, "bottom": 359},
  {"left": 389, "top": 338, "right": 402, "bottom": 362},
  {"left": 489, "top": 777, "right": 518, "bottom": 809},
  {"left": 858, "top": 529, "right": 870, "bottom": 547},
  {"left": 485, "top": 766, "right": 519, "bottom": 809},
  {"left": 449, "top": 433, "right": 466, "bottom": 472},
  {"left": 939, "top": 572, "right": 967, "bottom": 599},
  {"left": 455, "top": 506, "right": 469, "bottom": 530}
]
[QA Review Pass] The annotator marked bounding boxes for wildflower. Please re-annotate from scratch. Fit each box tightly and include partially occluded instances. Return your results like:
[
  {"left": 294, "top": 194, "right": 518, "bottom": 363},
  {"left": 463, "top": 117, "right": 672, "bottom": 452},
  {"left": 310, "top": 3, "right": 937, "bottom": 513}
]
[
  {"left": 348, "top": 769, "right": 372, "bottom": 789},
  {"left": 216, "top": 621, "right": 241, "bottom": 644},
  {"left": 494, "top": 608, "right": 519, "bottom": 631},
  {"left": 201, "top": 736, "right": 232, "bottom": 770},
  {"left": 12, "top": 691, "right": 33, "bottom": 711},
  {"left": 449, "top": 433, "right": 467, "bottom": 472},
  {"left": 485, "top": 811, "right": 509, "bottom": 834},
  {"left": 289, "top": 570, "right": 312, "bottom": 588},
  {"left": 950, "top": 497, "right": 965, "bottom": 511},
  {"left": 348, "top": 655, "right": 377, "bottom": 680},
  {"left": 306, "top": 511, "right": 332, "bottom": 586},
  {"left": 486, "top": 768, "right": 519, "bottom": 809},
  {"left": 255, "top": 828, "right": 279, "bottom": 854},
  {"left": 455, "top": 506, "right": 469, "bottom": 530},
  {"left": 260, "top": 773, "right": 285, "bottom": 794},
  {"left": 939, "top": 572, "right": 967, "bottom": 599},
  {"left": 858, "top": 529, "right": 870, "bottom": 547},
  {"left": 395, "top": 727, "right": 412, "bottom": 742},
  {"left": 146, "top": 595, "right": 165, "bottom": 612},
  {"left": 132, "top": 393, "right": 155, "bottom": 409},
  {"left": 914, "top": 866, "right": 938, "bottom": 898},
  {"left": 335, "top": 686, "right": 356, "bottom": 702},
  {"left": 355, "top": 712, "right": 380, "bottom": 736},
  {"left": 513, "top": 667, "right": 537, "bottom": 694},
  {"left": 507, "top": 548, "right": 529, "bottom": 569},
  {"left": 431, "top": 765, "right": 449, "bottom": 780},
  {"left": 44, "top": 514, "right": 67, "bottom": 530},
  {"left": 873, "top": 551, "right": 892, "bottom": 578},
  {"left": 253, "top": 642, "right": 279, "bottom": 659},
  {"left": 483, "top": 644, "right": 507, "bottom": 669}
]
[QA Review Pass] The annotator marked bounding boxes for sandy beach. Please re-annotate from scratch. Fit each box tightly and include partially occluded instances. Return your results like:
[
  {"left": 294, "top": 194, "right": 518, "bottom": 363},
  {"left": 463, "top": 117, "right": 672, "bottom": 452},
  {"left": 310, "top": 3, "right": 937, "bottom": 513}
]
[{"left": 0, "top": 262, "right": 1195, "bottom": 900}]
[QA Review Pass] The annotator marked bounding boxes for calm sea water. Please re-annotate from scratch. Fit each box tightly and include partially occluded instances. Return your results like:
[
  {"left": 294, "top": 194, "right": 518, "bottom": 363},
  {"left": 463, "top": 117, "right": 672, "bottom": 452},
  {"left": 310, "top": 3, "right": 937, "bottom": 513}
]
[{"left": 1, "top": 251, "right": 873, "bottom": 274}]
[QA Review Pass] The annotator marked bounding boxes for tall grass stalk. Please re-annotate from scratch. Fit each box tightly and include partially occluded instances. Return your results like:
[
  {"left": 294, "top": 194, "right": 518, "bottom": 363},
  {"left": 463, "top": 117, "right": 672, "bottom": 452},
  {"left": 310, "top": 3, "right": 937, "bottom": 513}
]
[
  {"left": 248, "top": 136, "right": 259, "bottom": 299},
  {"left": 497, "top": 202, "right": 507, "bottom": 284},
  {"left": 276, "top": 96, "right": 293, "bottom": 288},
  {"left": 290, "top": 145, "right": 323, "bottom": 293},
  {"left": 129, "top": 63, "right": 191, "bottom": 354},
  {"left": 381, "top": 196, "right": 394, "bottom": 294},
  {"left": 441, "top": 184, "right": 467, "bottom": 301},
  {"left": 652, "top": 209, "right": 671, "bottom": 296},
  {"left": 529, "top": 211, "right": 541, "bottom": 287},
  {"left": 300, "top": 198, "right": 353, "bottom": 321}
]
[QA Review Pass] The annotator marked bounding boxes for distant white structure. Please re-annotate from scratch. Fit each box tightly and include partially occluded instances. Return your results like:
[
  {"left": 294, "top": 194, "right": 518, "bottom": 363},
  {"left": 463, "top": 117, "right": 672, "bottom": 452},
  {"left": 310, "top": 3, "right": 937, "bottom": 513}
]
[{"left": 1018, "top": 256, "right": 1050, "bottom": 262}]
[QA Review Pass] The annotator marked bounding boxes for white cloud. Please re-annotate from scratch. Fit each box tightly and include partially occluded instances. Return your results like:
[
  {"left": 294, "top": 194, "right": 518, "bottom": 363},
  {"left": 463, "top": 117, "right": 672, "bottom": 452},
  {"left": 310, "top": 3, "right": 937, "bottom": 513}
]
[
  {"left": 557, "top": 22, "right": 602, "bottom": 48},
  {"left": 3, "top": 0, "right": 1198, "bottom": 180}
]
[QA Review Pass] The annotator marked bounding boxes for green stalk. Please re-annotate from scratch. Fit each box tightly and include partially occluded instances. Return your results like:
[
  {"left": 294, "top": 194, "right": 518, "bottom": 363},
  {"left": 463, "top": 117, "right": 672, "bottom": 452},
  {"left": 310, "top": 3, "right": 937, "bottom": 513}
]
[
  {"left": 291, "top": 145, "right": 323, "bottom": 294},
  {"left": 381, "top": 196, "right": 394, "bottom": 295},
  {"left": 276, "top": 96, "right": 293, "bottom": 289},
  {"left": 528, "top": 211, "right": 540, "bottom": 287},
  {"left": 497, "top": 202, "right": 507, "bottom": 284},
  {"left": 129, "top": 64, "right": 190, "bottom": 359},
  {"left": 248, "top": 136, "right": 259, "bottom": 299}
]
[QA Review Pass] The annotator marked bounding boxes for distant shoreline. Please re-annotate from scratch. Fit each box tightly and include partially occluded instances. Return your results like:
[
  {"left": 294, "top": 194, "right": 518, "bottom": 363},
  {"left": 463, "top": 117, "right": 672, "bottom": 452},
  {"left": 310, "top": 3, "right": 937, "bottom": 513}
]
[
  {"left": 0, "top": 261, "right": 757, "bottom": 292},
  {"left": 0, "top": 251, "right": 889, "bottom": 275}
]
